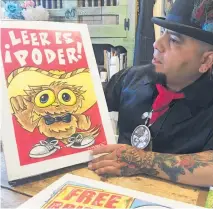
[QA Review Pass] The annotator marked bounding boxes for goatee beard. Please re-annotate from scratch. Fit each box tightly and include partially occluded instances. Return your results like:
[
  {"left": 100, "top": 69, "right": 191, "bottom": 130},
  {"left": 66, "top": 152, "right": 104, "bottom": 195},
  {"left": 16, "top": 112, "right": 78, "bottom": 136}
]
[{"left": 145, "top": 64, "right": 167, "bottom": 86}]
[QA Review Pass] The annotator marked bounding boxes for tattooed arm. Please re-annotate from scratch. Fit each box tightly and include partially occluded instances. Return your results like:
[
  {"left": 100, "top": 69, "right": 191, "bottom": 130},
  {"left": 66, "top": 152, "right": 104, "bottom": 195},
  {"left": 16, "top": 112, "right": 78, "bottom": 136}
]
[
  {"left": 89, "top": 145, "right": 213, "bottom": 187},
  {"left": 119, "top": 147, "right": 213, "bottom": 187}
]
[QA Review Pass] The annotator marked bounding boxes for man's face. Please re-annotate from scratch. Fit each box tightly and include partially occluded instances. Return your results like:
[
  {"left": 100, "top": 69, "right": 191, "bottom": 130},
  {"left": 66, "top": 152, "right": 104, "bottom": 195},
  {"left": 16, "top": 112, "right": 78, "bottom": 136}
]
[{"left": 152, "top": 29, "right": 205, "bottom": 89}]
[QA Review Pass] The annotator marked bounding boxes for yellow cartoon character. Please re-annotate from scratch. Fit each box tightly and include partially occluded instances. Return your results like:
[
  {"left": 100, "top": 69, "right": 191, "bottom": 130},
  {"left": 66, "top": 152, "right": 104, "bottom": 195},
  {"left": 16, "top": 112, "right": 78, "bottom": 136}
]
[{"left": 7, "top": 67, "right": 99, "bottom": 158}]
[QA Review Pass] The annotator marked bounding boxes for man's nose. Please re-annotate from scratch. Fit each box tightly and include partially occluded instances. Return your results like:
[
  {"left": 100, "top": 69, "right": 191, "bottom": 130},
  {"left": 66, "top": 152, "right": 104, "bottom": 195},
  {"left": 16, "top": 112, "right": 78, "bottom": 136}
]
[{"left": 153, "top": 34, "right": 166, "bottom": 53}]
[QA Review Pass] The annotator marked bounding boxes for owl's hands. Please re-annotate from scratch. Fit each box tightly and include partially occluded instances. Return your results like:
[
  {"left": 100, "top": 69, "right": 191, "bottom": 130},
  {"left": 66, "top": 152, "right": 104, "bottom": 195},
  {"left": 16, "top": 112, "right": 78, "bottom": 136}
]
[
  {"left": 10, "top": 95, "right": 39, "bottom": 132},
  {"left": 77, "top": 114, "right": 91, "bottom": 130},
  {"left": 10, "top": 95, "right": 33, "bottom": 113}
]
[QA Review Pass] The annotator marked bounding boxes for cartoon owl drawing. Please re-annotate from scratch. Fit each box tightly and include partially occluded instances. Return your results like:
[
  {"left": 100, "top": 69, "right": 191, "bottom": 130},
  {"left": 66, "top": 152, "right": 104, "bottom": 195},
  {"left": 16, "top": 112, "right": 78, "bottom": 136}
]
[{"left": 8, "top": 67, "right": 99, "bottom": 158}]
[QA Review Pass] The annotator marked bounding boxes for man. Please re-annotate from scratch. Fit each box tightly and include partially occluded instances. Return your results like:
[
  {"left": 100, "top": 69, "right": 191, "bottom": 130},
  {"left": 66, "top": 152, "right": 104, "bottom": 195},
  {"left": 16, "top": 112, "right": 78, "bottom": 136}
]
[{"left": 88, "top": 0, "right": 213, "bottom": 187}]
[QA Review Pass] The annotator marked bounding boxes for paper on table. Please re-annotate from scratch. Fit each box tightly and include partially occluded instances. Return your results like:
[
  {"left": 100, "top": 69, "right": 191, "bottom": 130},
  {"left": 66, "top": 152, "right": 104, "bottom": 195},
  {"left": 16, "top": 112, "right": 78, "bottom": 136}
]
[{"left": 17, "top": 174, "right": 203, "bottom": 209}]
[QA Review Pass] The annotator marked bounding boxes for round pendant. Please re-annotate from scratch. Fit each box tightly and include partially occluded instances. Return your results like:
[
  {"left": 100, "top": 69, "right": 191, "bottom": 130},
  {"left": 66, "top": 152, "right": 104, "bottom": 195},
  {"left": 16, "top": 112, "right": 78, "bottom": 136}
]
[{"left": 131, "top": 125, "right": 151, "bottom": 149}]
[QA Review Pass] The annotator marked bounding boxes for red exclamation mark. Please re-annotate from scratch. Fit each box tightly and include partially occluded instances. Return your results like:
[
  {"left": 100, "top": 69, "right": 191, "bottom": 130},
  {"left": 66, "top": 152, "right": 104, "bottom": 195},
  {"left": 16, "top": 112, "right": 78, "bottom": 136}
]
[{"left": 77, "top": 42, "right": 82, "bottom": 59}]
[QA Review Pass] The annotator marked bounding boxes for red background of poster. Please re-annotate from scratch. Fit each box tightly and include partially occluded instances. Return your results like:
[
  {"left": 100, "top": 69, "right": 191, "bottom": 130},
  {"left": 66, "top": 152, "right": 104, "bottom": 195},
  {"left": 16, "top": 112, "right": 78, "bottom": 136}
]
[{"left": 1, "top": 28, "right": 107, "bottom": 166}]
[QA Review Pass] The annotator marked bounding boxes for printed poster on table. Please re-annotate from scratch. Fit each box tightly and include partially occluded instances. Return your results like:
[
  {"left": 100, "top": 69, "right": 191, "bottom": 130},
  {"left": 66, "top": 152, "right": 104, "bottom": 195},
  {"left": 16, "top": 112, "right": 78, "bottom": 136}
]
[
  {"left": 0, "top": 20, "right": 115, "bottom": 183},
  {"left": 18, "top": 174, "right": 203, "bottom": 209}
]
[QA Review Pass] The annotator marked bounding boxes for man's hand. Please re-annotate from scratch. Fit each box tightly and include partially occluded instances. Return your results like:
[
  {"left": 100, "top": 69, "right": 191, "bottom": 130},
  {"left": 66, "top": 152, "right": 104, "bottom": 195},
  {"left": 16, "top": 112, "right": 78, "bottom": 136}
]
[
  {"left": 89, "top": 145, "right": 213, "bottom": 187},
  {"left": 88, "top": 144, "right": 157, "bottom": 177}
]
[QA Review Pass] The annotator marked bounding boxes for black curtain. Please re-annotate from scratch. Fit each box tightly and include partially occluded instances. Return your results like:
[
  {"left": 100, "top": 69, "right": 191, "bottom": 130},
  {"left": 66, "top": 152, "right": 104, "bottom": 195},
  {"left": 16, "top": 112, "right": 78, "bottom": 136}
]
[{"left": 133, "top": 0, "right": 156, "bottom": 66}]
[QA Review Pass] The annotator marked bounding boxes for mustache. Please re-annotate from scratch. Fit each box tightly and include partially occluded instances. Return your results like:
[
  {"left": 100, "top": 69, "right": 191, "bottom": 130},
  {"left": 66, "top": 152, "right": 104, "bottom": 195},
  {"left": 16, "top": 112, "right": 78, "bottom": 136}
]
[
  {"left": 143, "top": 64, "right": 167, "bottom": 85},
  {"left": 153, "top": 50, "right": 163, "bottom": 63}
]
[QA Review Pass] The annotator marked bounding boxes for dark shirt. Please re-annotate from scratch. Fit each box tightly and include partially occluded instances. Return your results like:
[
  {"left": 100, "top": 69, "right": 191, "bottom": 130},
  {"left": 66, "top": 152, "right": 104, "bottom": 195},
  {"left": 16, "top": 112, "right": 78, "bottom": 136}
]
[{"left": 104, "top": 64, "right": 213, "bottom": 154}]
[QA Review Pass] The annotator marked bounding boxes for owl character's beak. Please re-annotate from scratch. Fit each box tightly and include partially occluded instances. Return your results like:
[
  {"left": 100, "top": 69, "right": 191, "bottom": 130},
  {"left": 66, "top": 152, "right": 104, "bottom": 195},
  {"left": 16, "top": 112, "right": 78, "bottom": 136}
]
[{"left": 52, "top": 102, "right": 59, "bottom": 106}]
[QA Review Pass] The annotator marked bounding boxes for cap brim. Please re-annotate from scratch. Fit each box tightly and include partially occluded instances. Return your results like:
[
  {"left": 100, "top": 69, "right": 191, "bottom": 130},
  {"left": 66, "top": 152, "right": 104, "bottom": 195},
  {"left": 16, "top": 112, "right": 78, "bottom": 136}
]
[{"left": 152, "top": 17, "right": 213, "bottom": 45}]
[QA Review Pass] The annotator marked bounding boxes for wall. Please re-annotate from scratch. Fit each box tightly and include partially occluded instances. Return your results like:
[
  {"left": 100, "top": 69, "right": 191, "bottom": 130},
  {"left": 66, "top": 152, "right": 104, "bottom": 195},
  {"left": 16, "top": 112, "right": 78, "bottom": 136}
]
[{"left": 153, "top": 0, "right": 163, "bottom": 40}]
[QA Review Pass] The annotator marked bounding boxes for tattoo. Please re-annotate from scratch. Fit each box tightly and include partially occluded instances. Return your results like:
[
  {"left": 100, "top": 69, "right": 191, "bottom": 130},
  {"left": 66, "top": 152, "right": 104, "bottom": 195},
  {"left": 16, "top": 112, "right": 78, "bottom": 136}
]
[
  {"left": 116, "top": 146, "right": 159, "bottom": 176},
  {"left": 152, "top": 154, "right": 186, "bottom": 182},
  {"left": 152, "top": 151, "right": 213, "bottom": 182},
  {"left": 192, "top": 152, "right": 213, "bottom": 163},
  {"left": 117, "top": 145, "right": 213, "bottom": 183}
]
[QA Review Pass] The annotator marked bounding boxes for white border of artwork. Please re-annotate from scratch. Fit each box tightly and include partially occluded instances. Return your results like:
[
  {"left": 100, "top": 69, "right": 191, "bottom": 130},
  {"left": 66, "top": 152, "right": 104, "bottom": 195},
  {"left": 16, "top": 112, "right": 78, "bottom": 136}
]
[
  {"left": 0, "top": 20, "right": 116, "bottom": 182},
  {"left": 18, "top": 174, "right": 203, "bottom": 209}
]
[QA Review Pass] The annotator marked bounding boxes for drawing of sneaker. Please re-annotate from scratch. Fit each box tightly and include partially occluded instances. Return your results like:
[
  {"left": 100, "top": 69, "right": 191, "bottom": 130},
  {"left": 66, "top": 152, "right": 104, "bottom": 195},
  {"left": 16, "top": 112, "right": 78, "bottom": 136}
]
[
  {"left": 66, "top": 133, "right": 95, "bottom": 149},
  {"left": 29, "top": 138, "right": 61, "bottom": 158}
]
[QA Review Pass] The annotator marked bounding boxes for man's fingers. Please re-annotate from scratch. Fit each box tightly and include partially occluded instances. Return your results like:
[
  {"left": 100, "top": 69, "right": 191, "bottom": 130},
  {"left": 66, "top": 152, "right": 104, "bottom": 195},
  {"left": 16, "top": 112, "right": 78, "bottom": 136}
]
[
  {"left": 89, "top": 159, "right": 127, "bottom": 171},
  {"left": 95, "top": 166, "right": 121, "bottom": 176},
  {"left": 91, "top": 154, "right": 113, "bottom": 163},
  {"left": 89, "top": 160, "right": 118, "bottom": 170},
  {"left": 92, "top": 144, "right": 122, "bottom": 155}
]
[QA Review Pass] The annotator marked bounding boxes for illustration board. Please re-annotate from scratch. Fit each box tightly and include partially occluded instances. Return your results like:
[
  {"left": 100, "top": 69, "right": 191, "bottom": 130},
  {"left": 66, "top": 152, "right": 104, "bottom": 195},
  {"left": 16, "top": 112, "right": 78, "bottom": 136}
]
[{"left": 0, "top": 20, "right": 115, "bottom": 182}]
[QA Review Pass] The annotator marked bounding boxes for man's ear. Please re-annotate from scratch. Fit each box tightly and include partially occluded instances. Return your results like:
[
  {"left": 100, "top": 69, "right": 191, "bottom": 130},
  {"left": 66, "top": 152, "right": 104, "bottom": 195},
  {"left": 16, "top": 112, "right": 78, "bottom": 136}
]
[{"left": 199, "top": 51, "right": 213, "bottom": 74}]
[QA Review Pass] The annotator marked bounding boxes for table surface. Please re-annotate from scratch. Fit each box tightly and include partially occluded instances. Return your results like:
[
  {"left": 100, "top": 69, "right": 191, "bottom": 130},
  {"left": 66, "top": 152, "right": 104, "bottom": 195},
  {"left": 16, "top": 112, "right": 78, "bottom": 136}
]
[{"left": 1, "top": 147, "right": 209, "bottom": 209}]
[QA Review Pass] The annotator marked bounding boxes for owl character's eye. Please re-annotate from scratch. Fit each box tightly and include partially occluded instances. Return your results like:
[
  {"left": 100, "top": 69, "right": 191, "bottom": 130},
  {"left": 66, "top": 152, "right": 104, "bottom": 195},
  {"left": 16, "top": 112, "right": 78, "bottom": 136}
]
[
  {"left": 35, "top": 90, "right": 55, "bottom": 108},
  {"left": 58, "top": 89, "right": 77, "bottom": 106},
  {"left": 40, "top": 94, "right": 49, "bottom": 103},
  {"left": 62, "top": 93, "right": 71, "bottom": 102}
]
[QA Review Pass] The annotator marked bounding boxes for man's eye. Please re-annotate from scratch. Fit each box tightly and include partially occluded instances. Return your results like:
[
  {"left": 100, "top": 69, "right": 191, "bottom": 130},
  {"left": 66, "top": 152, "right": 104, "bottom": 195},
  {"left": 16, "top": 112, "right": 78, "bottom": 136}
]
[
  {"left": 170, "top": 37, "right": 179, "bottom": 44},
  {"left": 162, "top": 28, "right": 166, "bottom": 34}
]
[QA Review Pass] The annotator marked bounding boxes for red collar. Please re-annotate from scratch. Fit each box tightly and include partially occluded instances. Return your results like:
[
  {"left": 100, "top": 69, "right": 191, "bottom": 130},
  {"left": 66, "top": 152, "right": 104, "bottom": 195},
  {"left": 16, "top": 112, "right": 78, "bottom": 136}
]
[{"left": 150, "top": 84, "right": 185, "bottom": 124}]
